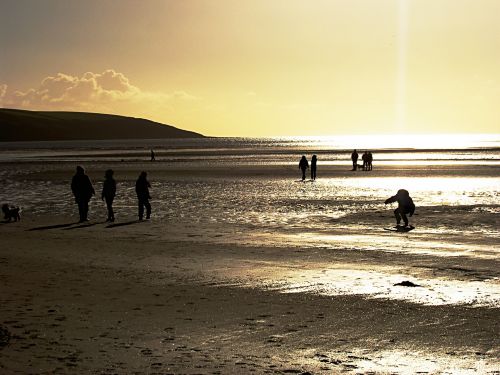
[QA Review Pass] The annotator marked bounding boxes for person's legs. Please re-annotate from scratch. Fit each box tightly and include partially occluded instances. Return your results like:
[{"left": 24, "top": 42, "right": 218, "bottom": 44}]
[
  {"left": 144, "top": 199, "right": 151, "bottom": 219},
  {"left": 106, "top": 197, "right": 114, "bottom": 221},
  {"left": 83, "top": 200, "right": 89, "bottom": 221},
  {"left": 394, "top": 208, "right": 402, "bottom": 225},
  {"left": 77, "top": 199, "right": 85, "bottom": 222},
  {"left": 138, "top": 198, "right": 144, "bottom": 220},
  {"left": 401, "top": 211, "right": 409, "bottom": 226},
  {"left": 301, "top": 169, "right": 306, "bottom": 181}
]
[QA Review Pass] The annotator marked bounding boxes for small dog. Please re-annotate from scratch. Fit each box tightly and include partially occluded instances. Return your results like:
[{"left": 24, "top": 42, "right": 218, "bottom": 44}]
[{"left": 2, "top": 204, "right": 21, "bottom": 222}]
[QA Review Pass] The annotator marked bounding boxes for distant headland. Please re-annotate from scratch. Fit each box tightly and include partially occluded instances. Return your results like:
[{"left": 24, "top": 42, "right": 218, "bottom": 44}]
[{"left": 0, "top": 108, "right": 204, "bottom": 141}]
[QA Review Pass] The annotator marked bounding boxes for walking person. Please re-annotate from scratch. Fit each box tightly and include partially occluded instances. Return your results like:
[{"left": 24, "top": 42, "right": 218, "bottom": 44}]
[
  {"left": 351, "top": 149, "right": 358, "bottom": 171},
  {"left": 311, "top": 155, "right": 318, "bottom": 180},
  {"left": 102, "top": 169, "right": 116, "bottom": 222},
  {"left": 71, "top": 166, "right": 95, "bottom": 222},
  {"left": 136, "top": 171, "right": 152, "bottom": 220},
  {"left": 150, "top": 149, "right": 155, "bottom": 162},
  {"left": 299, "top": 156, "right": 309, "bottom": 181}
]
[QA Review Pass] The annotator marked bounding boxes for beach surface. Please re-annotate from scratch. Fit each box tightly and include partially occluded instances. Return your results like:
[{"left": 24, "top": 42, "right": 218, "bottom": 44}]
[
  {"left": 1, "top": 215, "right": 499, "bottom": 374},
  {"left": 0, "top": 138, "right": 499, "bottom": 373}
]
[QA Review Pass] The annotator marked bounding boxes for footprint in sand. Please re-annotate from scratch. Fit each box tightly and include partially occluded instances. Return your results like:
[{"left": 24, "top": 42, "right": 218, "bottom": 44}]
[{"left": 140, "top": 348, "right": 153, "bottom": 356}]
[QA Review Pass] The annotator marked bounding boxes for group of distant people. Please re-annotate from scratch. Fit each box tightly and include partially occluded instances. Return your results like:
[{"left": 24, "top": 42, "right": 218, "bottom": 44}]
[
  {"left": 351, "top": 150, "right": 373, "bottom": 171},
  {"left": 71, "top": 166, "right": 152, "bottom": 223},
  {"left": 298, "top": 150, "right": 374, "bottom": 181},
  {"left": 298, "top": 155, "right": 317, "bottom": 181}
]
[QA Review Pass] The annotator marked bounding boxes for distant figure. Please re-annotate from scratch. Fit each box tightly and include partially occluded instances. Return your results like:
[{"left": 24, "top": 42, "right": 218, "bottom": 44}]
[
  {"left": 367, "top": 152, "right": 373, "bottom": 171},
  {"left": 362, "top": 151, "right": 369, "bottom": 171},
  {"left": 135, "top": 171, "right": 151, "bottom": 220},
  {"left": 385, "top": 189, "right": 415, "bottom": 227},
  {"left": 150, "top": 149, "right": 155, "bottom": 162},
  {"left": 299, "top": 156, "right": 309, "bottom": 181},
  {"left": 71, "top": 166, "right": 95, "bottom": 222},
  {"left": 311, "top": 155, "right": 318, "bottom": 180},
  {"left": 102, "top": 169, "right": 116, "bottom": 222},
  {"left": 351, "top": 150, "right": 358, "bottom": 171}
]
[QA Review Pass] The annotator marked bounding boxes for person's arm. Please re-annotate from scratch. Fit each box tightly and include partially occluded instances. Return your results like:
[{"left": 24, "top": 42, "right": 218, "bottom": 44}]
[
  {"left": 409, "top": 199, "right": 415, "bottom": 216},
  {"left": 385, "top": 195, "right": 397, "bottom": 204},
  {"left": 89, "top": 177, "right": 95, "bottom": 195}
]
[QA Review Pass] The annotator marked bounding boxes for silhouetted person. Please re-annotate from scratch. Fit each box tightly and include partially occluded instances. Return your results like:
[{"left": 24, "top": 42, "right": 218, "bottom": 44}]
[
  {"left": 311, "top": 155, "right": 317, "bottom": 180},
  {"left": 150, "top": 149, "right": 155, "bottom": 162},
  {"left": 299, "top": 156, "right": 309, "bottom": 181},
  {"left": 102, "top": 169, "right": 116, "bottom": 222},
  {"left": 71, "top": 166, "right": 95, "bottom": 222},
  {"left": 362, "top": 151, "right": 369, "bottom": 171},
  {"left": 351, "top": 149, "right": 358, "bottom": 171},
  {"left": 385, "top": 189, "right": 415, "bottom": 227},
  {"left": 136, "top": 171, "right": 151, "bottom": 220},
  {"left": 367, "top": 152, "right": 373, "bottom": 171}
]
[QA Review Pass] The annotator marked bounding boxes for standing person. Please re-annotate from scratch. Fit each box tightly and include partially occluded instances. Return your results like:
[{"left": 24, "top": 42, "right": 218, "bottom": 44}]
[
  {"left": 362, "top": 151, "right": 369, "bottom": 171},
  {"left": 135, "top": 171, "right": 151, "bottom": 220},
  {"left": 384, "top": 189, "right": 415, "bottom": 227},
  {"left": 367, "top": 152, "right": 373, "bottom": 171},
  {"left": 101, "top": 169, "right": 116, "bottom": 222},
  {"left": 298, "top": 156, "right": 309, "bottom": 181},
  {"left": 351, "top": 149, "right": 358, "bottom": 171},
  {"left": 311, "top": 155, "right": 318, "bottom": 180},
  {"left": 71, "top": 166, "right": 95, "bottom": 223},
  {"left": 150, "top": 149, "right": 155, "bottom": 162}
]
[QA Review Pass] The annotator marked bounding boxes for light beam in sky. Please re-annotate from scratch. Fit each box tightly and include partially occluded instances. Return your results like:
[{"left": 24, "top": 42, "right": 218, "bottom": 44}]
[{"left": 396, "top": 0, "right": 410, "bottom": 132}]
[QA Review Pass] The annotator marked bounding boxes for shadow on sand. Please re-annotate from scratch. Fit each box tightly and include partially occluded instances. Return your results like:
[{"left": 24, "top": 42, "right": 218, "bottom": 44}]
[
  {"left": 63, "top": 221, "right": 107, "bottom": 230},
  {"left": 28, "top": 222, "right": 78, "bottom": 231},
  {"left": 106, "top": 220, "right": 140, "bottom": 228}
]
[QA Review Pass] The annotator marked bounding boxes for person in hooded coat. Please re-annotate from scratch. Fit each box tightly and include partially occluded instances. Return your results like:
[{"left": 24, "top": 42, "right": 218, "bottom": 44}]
[
  {"left": 135, "top": 171, "right": 152, "bottom": 220},
  {"left": 311, "top": 155, "right": 318, "bottom": 180},
  {"left": 384, "top": 189, "right": 415, "bottom": 227},
  {"left": 298, "top": 156, "right": 309, "bottom": 181},
  {"left": 102, "top": 169, "right": 116, "bottom": 222},
  {"left": 71, "top": 166, "right": 95, "bottom": 222}
]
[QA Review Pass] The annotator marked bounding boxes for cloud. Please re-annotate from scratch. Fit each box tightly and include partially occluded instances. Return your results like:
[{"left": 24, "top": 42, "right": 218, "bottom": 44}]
[
  {"left": 0, "top": 84, "right": 7, "bottom": 105},
  {"left": 1, "top": 70, "right": 197, "bottom": 115}
]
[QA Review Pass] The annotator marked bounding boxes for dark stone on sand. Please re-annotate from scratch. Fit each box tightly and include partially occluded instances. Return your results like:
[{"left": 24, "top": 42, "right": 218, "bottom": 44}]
[{"left": 394, "top": 280, "right": 421, "bottom": 287}]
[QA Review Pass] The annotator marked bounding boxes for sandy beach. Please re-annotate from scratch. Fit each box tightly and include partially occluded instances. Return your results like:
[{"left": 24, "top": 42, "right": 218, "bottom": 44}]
[
  {"left": 1, "top": 141, "right": 499, "bottom": 374},
  {"left": 1, "top": 214, "right": 499, "bottom": 374}
]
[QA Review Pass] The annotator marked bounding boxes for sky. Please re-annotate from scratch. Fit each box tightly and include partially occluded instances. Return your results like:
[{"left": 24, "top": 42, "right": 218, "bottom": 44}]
[{"left": 0, "top": 0, "right": 499, "bottom": 137}]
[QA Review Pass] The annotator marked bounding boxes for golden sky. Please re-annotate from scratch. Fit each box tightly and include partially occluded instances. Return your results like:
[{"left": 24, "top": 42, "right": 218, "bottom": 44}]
[{"left": 1, "top": 0, "right": 499, "bottom": 136}]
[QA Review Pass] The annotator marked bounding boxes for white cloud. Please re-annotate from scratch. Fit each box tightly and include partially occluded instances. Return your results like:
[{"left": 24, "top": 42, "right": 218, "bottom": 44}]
[
  {"left": 0, "top": 84, "right": 7, "bottom": 105},
  {"left": 1, "top": 70, "right": 197, "bottom": 115}
]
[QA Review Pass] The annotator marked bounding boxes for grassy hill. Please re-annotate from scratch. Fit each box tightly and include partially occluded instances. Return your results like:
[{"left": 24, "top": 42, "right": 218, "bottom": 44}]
[{"left": 0, "top": 108, "right": 204, "bottom": 141}]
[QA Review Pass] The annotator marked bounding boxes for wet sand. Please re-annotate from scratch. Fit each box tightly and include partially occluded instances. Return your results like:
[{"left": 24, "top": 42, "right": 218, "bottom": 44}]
[{"left": 1, "top": 215, "right": 499, "bottom": 374}]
